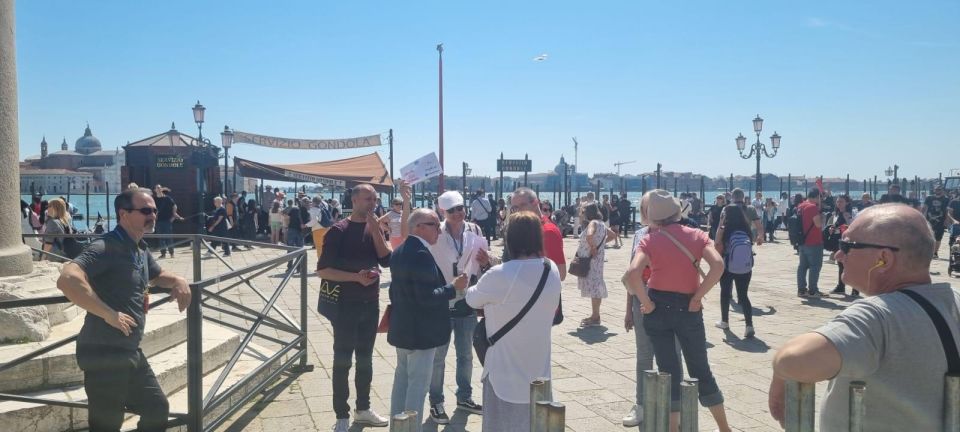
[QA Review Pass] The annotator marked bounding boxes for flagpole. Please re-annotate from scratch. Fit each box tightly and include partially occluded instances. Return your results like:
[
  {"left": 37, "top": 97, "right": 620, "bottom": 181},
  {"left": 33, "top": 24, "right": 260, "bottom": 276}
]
[{"left": 437, "top": 43, "right": 445, "bottom": 194}]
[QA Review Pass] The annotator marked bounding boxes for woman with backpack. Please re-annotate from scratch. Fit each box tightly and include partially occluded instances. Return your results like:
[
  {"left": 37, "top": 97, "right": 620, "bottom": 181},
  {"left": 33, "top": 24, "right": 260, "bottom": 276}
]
[
  {"left": 41, "top": 199, "right": 72, "bottom": 262},
  {"left": 713, "top": 205, "right": 756, "bottom": 338}
]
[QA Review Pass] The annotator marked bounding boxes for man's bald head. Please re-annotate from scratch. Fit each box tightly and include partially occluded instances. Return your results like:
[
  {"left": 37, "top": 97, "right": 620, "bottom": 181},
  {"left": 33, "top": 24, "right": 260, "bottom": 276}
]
[{"left": 849, "top": 203, "right": 934, "bottom": 270}]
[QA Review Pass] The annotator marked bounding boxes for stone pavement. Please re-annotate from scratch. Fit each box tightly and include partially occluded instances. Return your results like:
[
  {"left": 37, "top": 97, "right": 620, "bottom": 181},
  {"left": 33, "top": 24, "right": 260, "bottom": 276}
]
[{"left": 152, "top": 234, "right": 958, "bottom": 432}]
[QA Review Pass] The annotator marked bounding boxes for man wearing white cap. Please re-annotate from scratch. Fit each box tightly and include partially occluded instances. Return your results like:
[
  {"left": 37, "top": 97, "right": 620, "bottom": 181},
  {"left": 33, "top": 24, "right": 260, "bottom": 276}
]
[{"left": 427, "top": 190, "right": 488, "bottom": 423}]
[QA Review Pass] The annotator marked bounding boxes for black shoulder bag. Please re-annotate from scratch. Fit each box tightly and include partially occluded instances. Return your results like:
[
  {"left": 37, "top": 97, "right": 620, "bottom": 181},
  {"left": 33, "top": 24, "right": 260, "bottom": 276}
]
[
  {"left": 901, "top": 289, "right": 960, "bottom": 375},
  {"left": 473, "top": 260, "right": 550, "bottom": 366}
]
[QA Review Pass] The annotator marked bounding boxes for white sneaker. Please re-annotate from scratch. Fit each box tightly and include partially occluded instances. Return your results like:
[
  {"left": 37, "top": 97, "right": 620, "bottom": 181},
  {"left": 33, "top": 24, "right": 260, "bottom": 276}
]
[
  {"left": 715, "top": 321, "right": 729, "bottom": 329},
  {"left": 623, "top": 404, "right": 643, "bottom": 427},
  {"left": 745, "top": 326, "right": 756, "bottom": 338},
  {"left": 354, "top": 409, "right": 389, "bottom": 427},
  {"left": 331, "top": 418, "right": 349, "bottom": 432}
]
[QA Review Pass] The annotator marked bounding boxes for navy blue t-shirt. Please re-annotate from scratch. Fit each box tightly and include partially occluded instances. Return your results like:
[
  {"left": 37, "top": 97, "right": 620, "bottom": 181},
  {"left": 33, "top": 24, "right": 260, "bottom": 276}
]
[{"left": 74, "top": 226, "right": 162, "bottom": 351}]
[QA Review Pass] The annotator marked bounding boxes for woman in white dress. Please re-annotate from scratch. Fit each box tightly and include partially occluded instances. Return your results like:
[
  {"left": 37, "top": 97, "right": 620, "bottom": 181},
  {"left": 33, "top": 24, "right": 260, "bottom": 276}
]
[{"left": 577, "top": 202, "right": 613, "bottom": 327}]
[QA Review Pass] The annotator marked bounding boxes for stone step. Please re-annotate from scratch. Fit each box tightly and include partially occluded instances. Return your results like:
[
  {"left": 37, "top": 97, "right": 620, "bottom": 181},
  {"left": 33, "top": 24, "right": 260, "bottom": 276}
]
[
  {"left": 122, "top": 342, "right": 285, "bottom": 432},
  {"left": 0, "top": 322, "right": 241, "bottom": 432},
  {"left": 0, "top": 300, "right": 189, "bottom": 393}
]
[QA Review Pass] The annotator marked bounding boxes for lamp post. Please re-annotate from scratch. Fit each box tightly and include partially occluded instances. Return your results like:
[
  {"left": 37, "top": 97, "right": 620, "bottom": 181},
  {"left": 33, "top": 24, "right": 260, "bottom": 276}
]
[
  {"left": 736, "top": 115, "right": 781, "bottom": 196},
  {"left": 221, "top": 126, "right": 234, "bottom": 195},
  {"left": 191, "top": 101, "right": 216, "bottom": 234},
  {"left": 885, "top": 165, "right": 899, "bottom": 184},
  {"left": 462, "top": 162, "right": 471, "bottom": 195},
  {"left": 437, "top": 43, "right": 445, "bottom": 195}
]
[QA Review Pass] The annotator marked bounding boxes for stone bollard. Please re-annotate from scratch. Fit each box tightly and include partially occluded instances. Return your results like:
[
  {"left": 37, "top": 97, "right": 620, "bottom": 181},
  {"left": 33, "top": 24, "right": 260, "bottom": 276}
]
[
  {"left": 784, "top": 381, "right": 816, "bottom": 432},
  {"left": 390, "top": 410, "right": 417, "bottom": 432},
  {"left": 530, "top": 377, "right": 552, "bottom": 429},
  {"left": 641, "top": 370, "right": 659, "bottom": 432},
  {"left": 655, "top": 371, "right": 671, "bottom": 432},
  {"left": 679, "top": 378, "right": 699, "bottom": 432},
  {"left": 947, "top": 374, "right": 960, "bottom": 432},
  {"left": 848, "top": 381, "right": 866, "bottom": 432}
]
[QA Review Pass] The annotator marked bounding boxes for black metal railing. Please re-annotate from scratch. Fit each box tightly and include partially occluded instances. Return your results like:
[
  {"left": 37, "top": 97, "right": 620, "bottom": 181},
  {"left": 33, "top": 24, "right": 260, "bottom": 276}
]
[{"left": 2, "top": 232, "right": 314, "bottom": 431}]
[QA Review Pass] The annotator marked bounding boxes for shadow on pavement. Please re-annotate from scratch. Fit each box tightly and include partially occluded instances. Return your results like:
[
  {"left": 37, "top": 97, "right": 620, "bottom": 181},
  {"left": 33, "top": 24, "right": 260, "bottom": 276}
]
[
  {"left": 222, "top": 371, "right": 302, "bottom": 431},
  {"left": 567, "top": 325, "right": 619, "bottom": 344},
  {"left": 800, "top": 298, "right": 847, "bottom": 310},
  {"left": 721, "top": 329, "right": 771, "bottom": 353},
  {"left": 731, "top": 304, "right": 777, "bottom": 317}
]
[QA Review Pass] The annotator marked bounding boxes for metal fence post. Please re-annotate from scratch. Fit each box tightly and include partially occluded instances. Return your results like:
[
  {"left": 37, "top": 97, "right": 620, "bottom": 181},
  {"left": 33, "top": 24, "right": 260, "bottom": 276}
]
[
  {"left": 295, "top": 252, "right": 314, "bottom": 372},
  {"left": 785, "top": 381, "right": 799, "bottom": 432},
  {"left": 530, "top": 377, "right": 551, "bottom": 430},
  {"left": 848, "top": 381, "right": 866, "bottom": 432},
  {"left": 655, "top": 371, "right": 671, "bottom": 432},
  {"left": 187, "top": 236, "right": 204, "bottom": 431},
  {"left": 946, "top": 374, "right": 960, "bottom": 432},
  {"left": 799, "top": 382, "right": 816, "bottom": 432},
  {"left": 532, "top": 401, "right": 551, "bottom": 432},
  {"left": 546, "top": 402, "right": 565, "bottom": 431},
  {"left": 680, "top": 378, "right": 699, "bottom": 432},
  {"left": 642, "top": 370, "right": 659, "bottom": 432}
]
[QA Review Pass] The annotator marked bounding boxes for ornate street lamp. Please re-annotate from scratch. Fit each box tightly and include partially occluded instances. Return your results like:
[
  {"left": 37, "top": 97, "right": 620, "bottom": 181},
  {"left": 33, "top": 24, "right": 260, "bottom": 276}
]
[
  {"left": 192, "top": 101, "right": 206, "bottom": 141},
  {"left": 885, "top": 165, "right": 899, "bottom": 183},
  {"left": 735, "top": 114, "right": 782, "bottom": 195},
  {"left": 221, "top": 126, "right": 234, "bottom": 194}
]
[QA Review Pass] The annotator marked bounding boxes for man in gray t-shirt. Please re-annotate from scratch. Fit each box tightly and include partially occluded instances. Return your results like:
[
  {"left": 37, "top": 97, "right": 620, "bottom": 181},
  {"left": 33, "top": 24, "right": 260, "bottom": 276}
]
[{"left": 768, "top": 204, "right": 960, "bottom": 431}]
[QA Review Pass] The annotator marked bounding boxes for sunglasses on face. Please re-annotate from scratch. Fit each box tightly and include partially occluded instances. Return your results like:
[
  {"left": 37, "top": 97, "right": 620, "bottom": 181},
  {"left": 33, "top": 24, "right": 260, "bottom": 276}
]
[
  {"left": 124, "top": 207, "right": 158, "bottom": 216},
  {"left": 839, "top": 240, "right": 900, "bottom": 255},
  {"left": 446, "top": 205, "right": 465, "bottom": 214}
]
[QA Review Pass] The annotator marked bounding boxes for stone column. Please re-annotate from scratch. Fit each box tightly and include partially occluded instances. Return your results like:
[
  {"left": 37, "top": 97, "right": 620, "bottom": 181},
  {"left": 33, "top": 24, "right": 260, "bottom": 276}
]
[{"left": 0, "top": 0, "right": 34, "bottom": 277}]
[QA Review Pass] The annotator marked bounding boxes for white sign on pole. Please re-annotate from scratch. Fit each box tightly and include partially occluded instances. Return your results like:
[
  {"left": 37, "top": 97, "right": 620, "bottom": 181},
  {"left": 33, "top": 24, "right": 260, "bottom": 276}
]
[{"left": 400, "top": 152, "right": 443, "bottom": 186}]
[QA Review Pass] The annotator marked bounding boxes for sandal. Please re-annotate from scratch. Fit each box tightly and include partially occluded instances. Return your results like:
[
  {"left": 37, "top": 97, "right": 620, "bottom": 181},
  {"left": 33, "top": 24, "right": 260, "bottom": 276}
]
[{"left": 580, "top": 317, "right": 601, "bottom": 327}]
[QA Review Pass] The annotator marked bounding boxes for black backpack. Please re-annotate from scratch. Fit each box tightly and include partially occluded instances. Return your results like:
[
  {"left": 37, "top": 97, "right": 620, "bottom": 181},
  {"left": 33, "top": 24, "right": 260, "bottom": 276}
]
[
  {"left": 56, "top": 221, "right": 89, "bottom": 259},
  {"left": 787, "top": 207, "right": 815, "bottom": 247}
]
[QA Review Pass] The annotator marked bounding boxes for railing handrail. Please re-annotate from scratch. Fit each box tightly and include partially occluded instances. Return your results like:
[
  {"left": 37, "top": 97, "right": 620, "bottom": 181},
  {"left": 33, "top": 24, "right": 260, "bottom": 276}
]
[{"left": 0, "top": 233, "right": 314, "bottom": 432}]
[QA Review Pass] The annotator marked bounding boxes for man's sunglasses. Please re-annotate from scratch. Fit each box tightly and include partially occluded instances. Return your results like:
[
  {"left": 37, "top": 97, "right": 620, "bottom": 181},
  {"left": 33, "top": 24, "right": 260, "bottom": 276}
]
[
  {"left": 124, "top": 207, "right": 158, "bottom": 215},
  {"left": 445, "top": 205, "right": 465, "bottom": 214},
  {"left": 839, "top": 240, "right": 900, "bottom": 254}
]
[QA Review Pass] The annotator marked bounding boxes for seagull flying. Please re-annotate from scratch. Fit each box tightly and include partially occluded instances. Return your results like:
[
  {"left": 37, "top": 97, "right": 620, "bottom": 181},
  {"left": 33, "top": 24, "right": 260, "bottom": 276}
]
[{"left": 533, "top": 53, "right": 548, "bottom": 62}]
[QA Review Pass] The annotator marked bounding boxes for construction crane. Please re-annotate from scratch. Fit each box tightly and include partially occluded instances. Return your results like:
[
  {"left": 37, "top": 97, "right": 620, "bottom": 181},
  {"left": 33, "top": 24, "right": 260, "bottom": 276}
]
[{"left": 614, "top": 160, "right": 636, "bottom": 176}]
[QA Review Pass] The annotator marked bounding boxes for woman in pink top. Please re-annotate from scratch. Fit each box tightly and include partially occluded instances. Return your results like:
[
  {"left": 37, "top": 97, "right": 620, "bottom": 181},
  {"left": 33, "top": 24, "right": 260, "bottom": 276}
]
[{"left": 624, "top": 190, "right": 732, "bottom": 432}]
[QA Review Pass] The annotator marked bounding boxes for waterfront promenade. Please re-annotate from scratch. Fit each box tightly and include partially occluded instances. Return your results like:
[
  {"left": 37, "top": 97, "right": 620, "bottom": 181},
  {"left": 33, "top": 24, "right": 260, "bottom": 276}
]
[{"left": 153, "top": 235, "right": 957, "bottom": 432}]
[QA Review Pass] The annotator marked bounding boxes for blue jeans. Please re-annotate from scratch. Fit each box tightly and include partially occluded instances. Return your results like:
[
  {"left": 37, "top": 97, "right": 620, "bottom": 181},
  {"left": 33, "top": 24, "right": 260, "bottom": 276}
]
[
  {"left": 286, "top": 228, "right": 304, "bottom": 247},
  {"left": 797, "top": 245, "right": 824, "bottom": 293},
  {"left": 429, "top": 314, "right": 477, "bottom": 405},
  {"left": 155, "top": 220, "right": 173, "bottom": 253},
  {"left": 643, "top": 289, "right": 723, "bottom": 411},
  {"left": 631, "top": 295, "right": 682, "bottom": 405},
  {"left": 391, "top": 347, "right": 436, "bottom": 431}
]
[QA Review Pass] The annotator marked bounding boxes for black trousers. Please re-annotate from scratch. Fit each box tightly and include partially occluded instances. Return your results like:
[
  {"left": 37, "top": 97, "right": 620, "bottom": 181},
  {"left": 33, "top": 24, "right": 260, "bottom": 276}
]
[
  {"left": 331, "top": 300, "right": 379, "bottom": 418},
  {"left": 78, "top": 347, "right": 168, "bottom": 432},
  {"left": 719, "top": 271, "right": 753, "bottom": 326}
]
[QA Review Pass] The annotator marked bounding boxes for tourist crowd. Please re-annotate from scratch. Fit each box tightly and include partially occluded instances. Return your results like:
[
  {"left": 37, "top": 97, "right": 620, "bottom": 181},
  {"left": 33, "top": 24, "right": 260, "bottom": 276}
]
[{"left": 33, "top": 177, "right": 960, "bottom": 432}]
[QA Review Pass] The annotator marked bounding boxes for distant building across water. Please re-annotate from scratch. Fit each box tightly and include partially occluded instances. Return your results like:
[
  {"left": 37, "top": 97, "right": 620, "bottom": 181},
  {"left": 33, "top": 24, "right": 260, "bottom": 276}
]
[{"left": 19, "top": 124, "right": 123, "bottom": 194}]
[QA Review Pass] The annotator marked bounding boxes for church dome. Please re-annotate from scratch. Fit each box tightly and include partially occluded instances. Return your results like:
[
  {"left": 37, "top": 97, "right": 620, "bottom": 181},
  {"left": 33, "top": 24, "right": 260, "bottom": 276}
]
[{"left": 75, "top": 124, "right": 102, "bottom": 155}]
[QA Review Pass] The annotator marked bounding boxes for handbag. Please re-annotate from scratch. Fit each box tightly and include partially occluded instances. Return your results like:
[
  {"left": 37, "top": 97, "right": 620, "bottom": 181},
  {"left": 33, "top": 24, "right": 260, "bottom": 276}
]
[
  {"left": 377, "top": 304, "right": 391, "bottom": 333},
  {"left": 658, "top": 228, "right": 708, "bottom": 279},
  {"left": 569, "top": 223, "right": 604, "bottom": 278},
  {"left": 473, "top": 260, "right": 550, "bottom": 366},
  {"left": 317, "top": 279, "right": 341, "bottom": 322}
]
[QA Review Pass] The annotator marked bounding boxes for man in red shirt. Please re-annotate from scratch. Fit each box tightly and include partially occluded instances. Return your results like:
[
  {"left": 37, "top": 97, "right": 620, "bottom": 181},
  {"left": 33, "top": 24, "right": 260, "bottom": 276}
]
[
  {"left": 507, "top": 187, "right": 567, "bottom": 280},
  {"left": 796, "top": 188, "right": 825, "bottom": 297}
]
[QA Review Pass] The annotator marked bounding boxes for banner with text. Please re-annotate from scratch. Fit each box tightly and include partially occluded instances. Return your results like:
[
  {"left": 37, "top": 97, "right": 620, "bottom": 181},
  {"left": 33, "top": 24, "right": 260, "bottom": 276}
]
[{"left": 232, "top": 130, "right": 381, "bottom": 150}]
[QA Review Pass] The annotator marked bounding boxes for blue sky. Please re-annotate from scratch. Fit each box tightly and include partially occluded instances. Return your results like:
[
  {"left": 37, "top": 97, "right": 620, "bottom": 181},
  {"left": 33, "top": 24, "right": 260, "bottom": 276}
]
[{"left": 14, "top": 0, "right": 960, "bottom": 181}]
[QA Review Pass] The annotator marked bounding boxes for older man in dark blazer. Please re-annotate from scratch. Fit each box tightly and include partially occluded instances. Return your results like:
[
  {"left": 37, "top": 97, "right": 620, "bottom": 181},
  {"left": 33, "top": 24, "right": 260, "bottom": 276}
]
[{"left": 388, "top": 208, "right": 467, "bottom": 429}]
